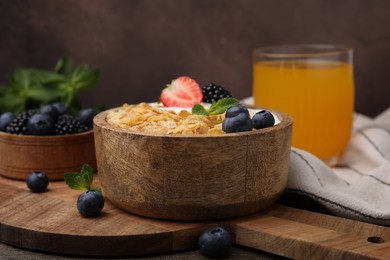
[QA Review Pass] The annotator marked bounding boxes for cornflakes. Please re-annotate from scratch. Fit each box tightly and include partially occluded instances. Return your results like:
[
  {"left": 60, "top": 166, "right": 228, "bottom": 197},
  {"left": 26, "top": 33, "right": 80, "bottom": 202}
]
[{"left": 106, "top": 103, "right": 225, "bottom": 135}]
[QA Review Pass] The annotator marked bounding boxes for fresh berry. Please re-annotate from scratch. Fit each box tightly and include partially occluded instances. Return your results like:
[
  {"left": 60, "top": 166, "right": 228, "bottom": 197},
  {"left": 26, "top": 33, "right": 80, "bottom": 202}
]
[
  {"left": 40, "top": 104, "right": 60, "bottom": 121},
  {"left": 198, "top": 226, "right": 232, "bottom": 258},
  {"left": 77, "top": 190, "right": 104, "bottom": 218},
  {"left": 202, "top": 83, "right": 232, "bottom": 103},
  {"left": 51, "top": 102, "right": 68, "bottom": 115},
  {"left": 160, "top": 76, "right": 203, "bottom": 108},
  {"left": 5, "top": 109, "right": 38, "bottom": 135},
  {"left": 252, "top": 110, "right": 275, "bottom": 129},
  {"left": 77, "top": 108, "right": 97, "bottom": 127},
  {"left": 0, "top": 112, "right": 15, "bottom": 131},
  {"left": 26, "top": 171, "right": 49, "bottom": 193},
  {"left": 222, "top": 104, "right": 253, "bottom": 133},
  {"left": 27, "top": 113, "right": 55, "bottom": 135},
  {"left": 54, "top": 114, "right": 90, "bottom": 135}
]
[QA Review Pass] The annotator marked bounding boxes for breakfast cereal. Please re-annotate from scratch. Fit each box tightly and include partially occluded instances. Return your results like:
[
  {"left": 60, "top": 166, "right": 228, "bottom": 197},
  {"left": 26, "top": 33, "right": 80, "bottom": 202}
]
[{"left": 106, "top": 103, "right": 225, "bottom": 135}]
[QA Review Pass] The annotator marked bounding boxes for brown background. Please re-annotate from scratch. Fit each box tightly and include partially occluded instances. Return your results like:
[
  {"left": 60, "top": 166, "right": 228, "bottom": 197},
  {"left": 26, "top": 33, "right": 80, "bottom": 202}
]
[{"left": 0, "top": 0, "right": 389, "bottom": 117}]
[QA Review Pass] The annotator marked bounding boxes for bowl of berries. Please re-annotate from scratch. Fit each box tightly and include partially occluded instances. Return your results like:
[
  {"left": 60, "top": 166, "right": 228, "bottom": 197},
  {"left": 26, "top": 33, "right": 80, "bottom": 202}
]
[
  {"left": 0, "top": 57, "right": 100, "bottom": 181},
  {"left": 0, "top": 103, "right": 98, "bottom": 180},
  {"left": 94, "top": 76, "right": 293, "bottom": 220}
]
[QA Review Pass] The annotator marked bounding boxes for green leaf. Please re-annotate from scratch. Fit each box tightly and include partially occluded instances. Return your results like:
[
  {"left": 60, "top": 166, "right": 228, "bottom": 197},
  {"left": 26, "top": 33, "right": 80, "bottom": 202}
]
[
  {"left": 192, "top": 104, "right": 209, "bottom": 115},
  {"left": 64, "top": 163, "right": 94, "bottom": 191},
  {"left": 0, "top": 57, "right": 101, "bottom": 115},
  {"left": 8, "top": 68, "right": 32, "bottom": 90},
  {"left": 208, "top": 98, "right": 240, "bottom": 115},
  {"left": 191, "top": 97, "right": 240, "bottom": 116},
  {"left": 55, "top": 57, "right": 74, "bottom": 78},
  {"left": 72, "top": 68, "right": 100, "bottom": 91},
  {"left": 81, "top": 163, "right": 94, "bottom": 184}
]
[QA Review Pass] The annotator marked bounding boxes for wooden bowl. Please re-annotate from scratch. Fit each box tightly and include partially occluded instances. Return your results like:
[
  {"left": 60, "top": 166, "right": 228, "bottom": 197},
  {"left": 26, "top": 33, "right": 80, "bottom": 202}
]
[
  {"left": 93, "top": 107, "right": 293, "bottom": 220},
  {"left": 0, "top": 130, "right": 97, "bottom": 181}
]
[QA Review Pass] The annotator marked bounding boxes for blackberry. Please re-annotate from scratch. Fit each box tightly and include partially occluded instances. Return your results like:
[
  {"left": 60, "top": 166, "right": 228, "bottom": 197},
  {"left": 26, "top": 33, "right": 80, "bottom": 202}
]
[
  {"left": 5, "top": 109, "right": 38, "bottom": 135},
  {"left": 54, "top": 114, "right": 90, "bottom": 135},
  {"left": 202, "top": 83, "right": 232, "bottom": 103}
]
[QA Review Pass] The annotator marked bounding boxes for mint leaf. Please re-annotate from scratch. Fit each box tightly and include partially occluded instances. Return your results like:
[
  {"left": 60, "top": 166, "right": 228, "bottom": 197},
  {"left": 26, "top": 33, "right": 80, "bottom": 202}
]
[
  {"left": 192, "top": 97, "right": 240, "bottom": 116},
  {"left": 192, "top": 104, "right": 209, "bottom": 115},
  {"left": 208, "top": 98, "right": 240, "bottom": 115},
  {"left": 64, "top": 163, "right": 94, "bottom": 191}
]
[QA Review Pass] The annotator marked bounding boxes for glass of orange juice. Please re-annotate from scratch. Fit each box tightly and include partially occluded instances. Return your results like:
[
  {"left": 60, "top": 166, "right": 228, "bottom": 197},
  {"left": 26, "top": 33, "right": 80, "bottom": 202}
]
[{"left": 253, "top": 44, "right": 354, "bottom": 165}]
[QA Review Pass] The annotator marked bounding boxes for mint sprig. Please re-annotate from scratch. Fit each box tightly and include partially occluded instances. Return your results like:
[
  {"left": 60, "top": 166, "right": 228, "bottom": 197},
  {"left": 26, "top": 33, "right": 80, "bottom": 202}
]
[
  {"left": 64, "top": 164, "right": 100, "bottom": 192},
  {"left": 192, "top": 97, "right": 240, "bottom": 115},
  {"left": 0, "top": 57, "right": 100, "bottom": 115}
]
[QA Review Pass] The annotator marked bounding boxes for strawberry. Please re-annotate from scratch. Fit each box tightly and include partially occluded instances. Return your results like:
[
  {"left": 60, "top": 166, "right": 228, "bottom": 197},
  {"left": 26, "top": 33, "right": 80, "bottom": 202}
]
[{"left": 160, "top": 76, "right": 203, "bottom": 108}]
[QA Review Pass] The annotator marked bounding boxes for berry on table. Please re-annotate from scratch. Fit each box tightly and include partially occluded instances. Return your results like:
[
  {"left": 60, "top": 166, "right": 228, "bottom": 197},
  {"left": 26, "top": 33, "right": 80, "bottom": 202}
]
[
  {"left": 160, "top": 76, "right": 203, "bottom": 108},
  {"left": 77, "top": 108, "right": 97, "bottom": 127},
  {"left": 252, "top": 110, "right": 275, "bottom": 129},
  {"left": 202, "top": 83, "right": 232, "bottom": 103},
  {"left": 222, "top": 104, "right": 253, "bottom": 133},
  {"left": 0, "top": 112, "right": 15, "bottom": 131},
  {"left": 198, "top": 226, "right": 232, "bottom": 258},
  {"left": 77, "top": 190, "right": 104, "bottom": 218},
  {"left": 27, "top": 113, "right": 55, "bottom": 135},
  {"left": 26, "top": 171, "right": 49, "bottom": 193}
]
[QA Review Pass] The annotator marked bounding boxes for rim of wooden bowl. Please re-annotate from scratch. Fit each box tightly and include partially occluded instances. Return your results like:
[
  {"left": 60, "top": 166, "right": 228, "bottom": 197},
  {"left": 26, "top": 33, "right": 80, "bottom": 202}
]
[{"left": 93, "top": 106, "right": 293, "bottom": 138}]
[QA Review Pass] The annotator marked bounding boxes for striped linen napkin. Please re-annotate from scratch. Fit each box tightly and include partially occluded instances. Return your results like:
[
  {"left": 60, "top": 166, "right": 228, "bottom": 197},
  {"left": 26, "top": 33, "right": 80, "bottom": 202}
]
[{"left": 286, "top": 107, "right": 390, "bottom": 226}]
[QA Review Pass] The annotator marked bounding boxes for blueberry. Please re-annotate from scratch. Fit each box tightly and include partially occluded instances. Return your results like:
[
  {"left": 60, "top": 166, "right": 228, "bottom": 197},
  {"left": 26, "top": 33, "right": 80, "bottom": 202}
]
[
  {"left": 222, "top": 104, "right": 253, "bottom": 133},
  {"left": 51, "top": 102, "right": 68, "bottom": 115},
  {"left": 27, "top": 113, "right": 54, "bottom": 135},
  {"left": 26, "top": 171, "right": 49, "bottom": 192},
  {"left": 225, "top": 104, "right": 250, "bottom": 118},
  {"left": 198, "top": 226, "right": 232, "bottom": 258},
  {"left": 78, "top": 108, "right": 97, "bottom": 127},
  {"left": 77, "top": 190, "right": 104, "bottom": 218},
  {"left": 40, "top": 104, "right": 60, "bottom": 121},
  {"left": 0, "top": 112, "right": 15, "bottom": 131},
  {"left": 252, "top": 110, "right": 275, "bottom": 129}
]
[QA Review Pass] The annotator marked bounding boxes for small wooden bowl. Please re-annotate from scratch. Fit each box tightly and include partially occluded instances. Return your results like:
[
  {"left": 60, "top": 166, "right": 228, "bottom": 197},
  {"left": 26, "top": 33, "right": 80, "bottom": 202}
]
[
  {"left": 0, "top": 130, "right": 96, "bottom": 181},
  {"left": 94, "top": 107, "right": 293, "bottom": 220}
]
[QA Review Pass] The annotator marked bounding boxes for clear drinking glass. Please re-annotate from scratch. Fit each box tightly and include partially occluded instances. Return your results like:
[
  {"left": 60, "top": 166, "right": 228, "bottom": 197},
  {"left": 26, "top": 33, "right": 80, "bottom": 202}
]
[{"left": 252, "top": 44, "right": 355, "bottom": 165}]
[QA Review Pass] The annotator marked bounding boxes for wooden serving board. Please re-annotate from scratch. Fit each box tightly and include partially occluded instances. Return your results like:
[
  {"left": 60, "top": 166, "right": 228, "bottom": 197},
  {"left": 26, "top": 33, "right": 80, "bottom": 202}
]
[{"left": 0, "top": 175, "right": 389, "bottom": 259}]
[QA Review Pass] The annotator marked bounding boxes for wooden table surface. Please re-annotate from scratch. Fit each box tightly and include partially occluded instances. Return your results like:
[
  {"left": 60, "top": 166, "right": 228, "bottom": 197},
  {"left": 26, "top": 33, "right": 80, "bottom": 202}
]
[
  {"left": 0, "top": 242, "right": 282, "bottom": 259},
  {"left": 1, "top": 174, "right": 389, "bottom": 259}
]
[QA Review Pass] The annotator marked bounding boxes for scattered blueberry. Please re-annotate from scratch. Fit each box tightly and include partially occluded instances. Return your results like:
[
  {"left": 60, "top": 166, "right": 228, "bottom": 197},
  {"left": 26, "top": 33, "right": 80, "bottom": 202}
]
[
  {"left": 0, "top": 112, "right": 15, "bottom": 131},
  {"left": 78, "top": 108, "right": 97, "bottom": 127},
  {"left": 26, "top": 171, "right": 49, "bottom": 192},
  {"left": 51, "top": 102, "right": 68, "bottom": 115},
  {"left": 77, "top": 190, "right": 104, "bottom": 218},
  {"left": 198, "top": 226, "right": 232, "bottom": 258},
  {"left": 222, "top": 104, "right": 253, "bottom": 133},
  {"left": 252, "top": 110, "right": 275, "bottom": 129},
  {"left": 40, "top": 104, "right": 60, "bottom": 121},
  {"left": 27, "top": 113, "right": 55, "bottom": 135}
]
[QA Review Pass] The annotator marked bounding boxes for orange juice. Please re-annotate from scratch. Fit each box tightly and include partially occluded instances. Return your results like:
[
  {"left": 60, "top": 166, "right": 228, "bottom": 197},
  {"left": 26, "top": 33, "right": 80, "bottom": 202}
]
[{"left": 253, "top": 60, "right": 354, "bottom": 162}]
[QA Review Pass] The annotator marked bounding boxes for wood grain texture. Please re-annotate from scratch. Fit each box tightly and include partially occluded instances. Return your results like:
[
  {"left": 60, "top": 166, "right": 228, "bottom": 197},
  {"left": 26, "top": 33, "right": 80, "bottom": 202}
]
[
  {"left": 93, "top": 108, "right": 293, "bottom": 220},
  {"left": 0, "top": 130, "right": 96, "bottom": 180},
  {"left": 0, "top": 176, "right": 389, "bottom": 258}
]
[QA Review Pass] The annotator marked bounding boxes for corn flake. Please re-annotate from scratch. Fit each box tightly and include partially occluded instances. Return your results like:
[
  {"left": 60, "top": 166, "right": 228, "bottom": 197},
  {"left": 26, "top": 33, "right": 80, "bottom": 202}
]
[{"left": 106, "top": 103, "right": 225, "bottom": 135}]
